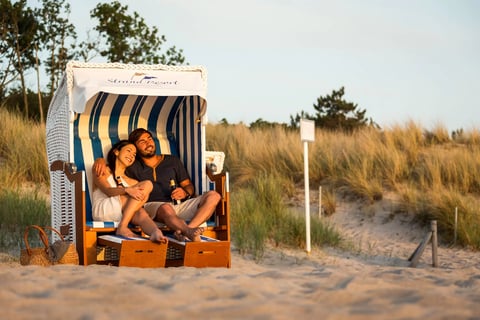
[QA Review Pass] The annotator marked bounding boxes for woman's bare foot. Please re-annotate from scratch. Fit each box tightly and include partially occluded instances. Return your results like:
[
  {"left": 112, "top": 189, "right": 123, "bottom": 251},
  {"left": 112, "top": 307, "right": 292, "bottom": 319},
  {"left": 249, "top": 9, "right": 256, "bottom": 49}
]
[
  {"left": 150, "top": 229, "right": 167, "bottom": 244},
  {"left": 116, "top": 226, "right": 135, "bottom": 238}
]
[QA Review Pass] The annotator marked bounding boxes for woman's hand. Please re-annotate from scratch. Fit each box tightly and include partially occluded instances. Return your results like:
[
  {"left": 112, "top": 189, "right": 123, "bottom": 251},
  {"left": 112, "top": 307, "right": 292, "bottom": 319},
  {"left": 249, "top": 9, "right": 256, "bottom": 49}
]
[{"left": 125, "top": 185, "right": 146, "bottom": 201}]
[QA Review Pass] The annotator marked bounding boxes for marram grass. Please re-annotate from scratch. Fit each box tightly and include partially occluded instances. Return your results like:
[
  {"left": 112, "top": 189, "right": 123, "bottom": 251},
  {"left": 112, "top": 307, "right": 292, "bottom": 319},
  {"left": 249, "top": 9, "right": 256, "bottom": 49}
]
[
  {"left": 231, "top": 173, "right": 341, "bottom": 261},
  {"left": 2, "top": 107, "right": 480, "bottom": 258},
  {"left": 208, "top": 121, "right": 480, "bottom": 251}
]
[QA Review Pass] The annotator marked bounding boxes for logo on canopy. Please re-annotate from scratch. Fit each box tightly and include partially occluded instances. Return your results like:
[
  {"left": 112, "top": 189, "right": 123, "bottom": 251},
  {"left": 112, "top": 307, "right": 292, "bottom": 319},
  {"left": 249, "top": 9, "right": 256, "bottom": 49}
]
[
  {"left": 107, "top": 72, "right": 178, "bottom": 87},
  {"left": 130, "top": 72, "right": 157, "bottom": 81}
]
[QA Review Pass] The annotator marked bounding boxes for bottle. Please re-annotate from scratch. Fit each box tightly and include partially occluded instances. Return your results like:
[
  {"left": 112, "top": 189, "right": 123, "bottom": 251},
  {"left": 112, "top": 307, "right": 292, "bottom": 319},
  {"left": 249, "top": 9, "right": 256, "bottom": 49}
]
[{"left": 170, "top": 178, "right": 181, "bottom": 205}]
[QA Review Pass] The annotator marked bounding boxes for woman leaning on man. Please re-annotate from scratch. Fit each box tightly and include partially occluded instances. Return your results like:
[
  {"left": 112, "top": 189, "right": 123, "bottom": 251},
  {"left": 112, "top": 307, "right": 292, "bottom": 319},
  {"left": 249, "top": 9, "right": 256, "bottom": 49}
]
[{"left": 91, "top": 140, "right": 167, "bottom": 243}]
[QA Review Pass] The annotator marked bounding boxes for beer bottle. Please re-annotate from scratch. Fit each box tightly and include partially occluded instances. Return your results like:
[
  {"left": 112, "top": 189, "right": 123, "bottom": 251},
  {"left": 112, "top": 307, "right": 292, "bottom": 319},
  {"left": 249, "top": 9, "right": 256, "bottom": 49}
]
[{"left": 170, "top": 178, "right": 181, "bottom": 205}]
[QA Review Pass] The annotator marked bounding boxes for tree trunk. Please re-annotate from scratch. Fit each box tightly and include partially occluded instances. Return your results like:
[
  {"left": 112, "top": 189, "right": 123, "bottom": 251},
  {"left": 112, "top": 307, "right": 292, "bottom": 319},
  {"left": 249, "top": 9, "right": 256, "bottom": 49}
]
[
  {"left": 12, "top": 14, "right": 29, "bottom": 119},
  {"left": 35, "top": 44, "right": 44, "bottom": 123}
]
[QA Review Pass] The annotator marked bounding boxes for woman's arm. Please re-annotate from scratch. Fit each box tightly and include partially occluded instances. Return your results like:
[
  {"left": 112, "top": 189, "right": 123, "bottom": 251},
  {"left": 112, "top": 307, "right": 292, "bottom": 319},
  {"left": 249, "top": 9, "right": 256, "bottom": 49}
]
[{"left": 92, "top": 169, "right": 127, "bottom": 197}]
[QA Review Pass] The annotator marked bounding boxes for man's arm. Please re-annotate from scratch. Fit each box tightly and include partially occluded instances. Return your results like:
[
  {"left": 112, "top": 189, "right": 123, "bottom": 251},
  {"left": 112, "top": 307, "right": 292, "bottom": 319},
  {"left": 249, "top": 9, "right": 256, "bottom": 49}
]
[
  {"left": 179, "top": 179, "right": 195, "bottom": 199},
  {"left": 92, "top": 158, "right": 107, "bottom": 177}
]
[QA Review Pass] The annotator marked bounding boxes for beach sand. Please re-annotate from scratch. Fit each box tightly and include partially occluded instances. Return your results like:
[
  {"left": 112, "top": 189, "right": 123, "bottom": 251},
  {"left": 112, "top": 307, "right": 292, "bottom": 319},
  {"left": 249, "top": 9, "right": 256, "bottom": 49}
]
[{"left": 1, "top": 196, "right": 480, "bottom": 319}]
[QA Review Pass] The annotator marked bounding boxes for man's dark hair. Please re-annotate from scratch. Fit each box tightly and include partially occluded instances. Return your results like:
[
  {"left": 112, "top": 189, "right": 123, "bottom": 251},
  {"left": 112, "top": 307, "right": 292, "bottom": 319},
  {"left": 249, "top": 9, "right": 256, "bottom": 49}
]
[{"left": 128, "top": 128, "right": 152, "bottom": 144}]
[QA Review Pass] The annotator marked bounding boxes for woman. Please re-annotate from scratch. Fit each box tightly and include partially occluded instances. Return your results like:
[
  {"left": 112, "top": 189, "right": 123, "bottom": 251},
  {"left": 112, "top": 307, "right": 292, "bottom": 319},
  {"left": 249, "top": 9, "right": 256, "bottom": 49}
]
[{"left": 92, "top": 140, "right": 166, "bottom": 243}]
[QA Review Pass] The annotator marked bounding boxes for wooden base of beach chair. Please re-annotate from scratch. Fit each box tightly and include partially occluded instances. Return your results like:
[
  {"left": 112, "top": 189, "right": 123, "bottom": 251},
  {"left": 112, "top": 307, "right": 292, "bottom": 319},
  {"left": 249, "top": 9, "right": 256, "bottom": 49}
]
[
  {"left": 83, "top": 228, "right": 119, "bottom": 265},
  {"left": 97, "top": 235, "right": 167, "bottom": 268},
  {"left": 165, "top": 236, "right": 230, "bottom": 268},
  {"left": 82, "top": 226, "right": 145, "bottom": 265}
]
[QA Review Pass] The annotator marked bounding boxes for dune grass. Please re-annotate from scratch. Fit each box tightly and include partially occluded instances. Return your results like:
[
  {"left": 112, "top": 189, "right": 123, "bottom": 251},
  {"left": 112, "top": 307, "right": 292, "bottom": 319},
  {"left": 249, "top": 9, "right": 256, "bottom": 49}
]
[
  {"left": 207, "top": 121, "right": 480, "bottom": 250},
  {"left": 231, "top": 173, "right": 341, "bottom": 261},
  {"left": 0, "top": 190, "right": 50, "bottom": 255},
  {"left": 2, "top": 106, "right": 480, "bottom": 259},
  {"left": 0, "top": 108, "right": 49, "bottom": 189},
  {"left": 0, "top": 108, "right": 51, "bottom": 254}
]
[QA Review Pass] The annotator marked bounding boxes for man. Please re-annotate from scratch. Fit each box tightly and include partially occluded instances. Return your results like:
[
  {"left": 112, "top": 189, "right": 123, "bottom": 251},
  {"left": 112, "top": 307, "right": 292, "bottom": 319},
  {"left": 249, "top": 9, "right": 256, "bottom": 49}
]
[{"left": 95, "top": 128, "right": 221, "bottom": 241}]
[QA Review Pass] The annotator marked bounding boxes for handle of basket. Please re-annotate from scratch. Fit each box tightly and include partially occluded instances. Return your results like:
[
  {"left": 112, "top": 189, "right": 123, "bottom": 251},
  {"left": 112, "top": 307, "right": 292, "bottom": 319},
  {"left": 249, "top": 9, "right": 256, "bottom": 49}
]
[
  {"left": 42, "top": 226, "right": 65, "bottom": 242},
  {"left": 23, "top": 225, "right": 49, "bottom": 255}
]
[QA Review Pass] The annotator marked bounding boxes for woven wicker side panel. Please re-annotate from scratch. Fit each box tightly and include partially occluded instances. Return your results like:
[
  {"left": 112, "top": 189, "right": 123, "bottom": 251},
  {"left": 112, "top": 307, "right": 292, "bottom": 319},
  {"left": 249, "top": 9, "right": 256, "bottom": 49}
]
[
  {"left": 46, "top": 76, "right": 75, "bottom": 243},
  {"left": 46, "top": 77, "right": 70, "bottom": 165},
  {"left": 50, "top": 170, "right": 76, "bottom": 243}
]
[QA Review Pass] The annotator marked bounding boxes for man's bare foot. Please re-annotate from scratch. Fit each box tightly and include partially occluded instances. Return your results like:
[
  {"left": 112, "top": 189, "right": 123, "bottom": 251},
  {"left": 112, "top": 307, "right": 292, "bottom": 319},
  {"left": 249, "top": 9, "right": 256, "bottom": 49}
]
[
  {"left": 150, "top": 229, "right": 167, "bottom": 244},
  {"left": 183, "top": 227, "right": 204, "bottom": 242},
  {"left": 116, "top": 226, "right": 135, "bottom": 238},
  {"left": 174, "top": 230, "right": 187, "bottom": 242}
]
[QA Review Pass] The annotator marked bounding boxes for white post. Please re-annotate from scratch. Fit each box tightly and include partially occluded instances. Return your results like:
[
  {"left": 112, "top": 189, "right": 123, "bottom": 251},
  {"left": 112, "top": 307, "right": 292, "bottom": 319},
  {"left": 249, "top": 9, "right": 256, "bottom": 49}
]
[
  {"left": 454, "top": 207, "right": 458, "bottom": 245},
  {"left": 318, "top": 186, "right": 322, "bottom": 218},
  {"left": 300, "top": 119, "right": 315, "bottom": 254},
  {"left": 304, "top": 141, "right": 311, "bottom": 253}
]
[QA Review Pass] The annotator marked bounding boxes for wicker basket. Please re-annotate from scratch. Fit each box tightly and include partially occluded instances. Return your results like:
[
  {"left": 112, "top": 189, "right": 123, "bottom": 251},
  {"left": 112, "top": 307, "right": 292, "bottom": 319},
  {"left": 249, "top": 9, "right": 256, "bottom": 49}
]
[
  {"left": 45, "top": 226, "right": 79, "bottom": 265},
  {"left": 20, "top": 225, "right": 79, "bottom": 266}
]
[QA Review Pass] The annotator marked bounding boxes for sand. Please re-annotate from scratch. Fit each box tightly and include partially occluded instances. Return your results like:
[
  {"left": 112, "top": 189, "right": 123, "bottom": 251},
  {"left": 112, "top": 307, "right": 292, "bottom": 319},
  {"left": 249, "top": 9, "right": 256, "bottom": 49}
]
[{"left": 1, "top": 196, "right": 480, "bottom": 319}]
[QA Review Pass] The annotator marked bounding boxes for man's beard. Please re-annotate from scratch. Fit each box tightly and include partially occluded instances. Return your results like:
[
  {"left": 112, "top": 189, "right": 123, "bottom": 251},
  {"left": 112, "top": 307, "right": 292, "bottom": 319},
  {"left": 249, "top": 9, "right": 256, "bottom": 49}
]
[{"left": 139, "top": 149, "right": 156, "bottom": 158}]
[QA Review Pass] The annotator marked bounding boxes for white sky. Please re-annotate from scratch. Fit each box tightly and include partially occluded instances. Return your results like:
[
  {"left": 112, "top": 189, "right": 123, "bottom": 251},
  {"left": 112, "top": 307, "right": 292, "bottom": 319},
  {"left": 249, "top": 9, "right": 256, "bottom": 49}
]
[{"left": 65, "top": 0, "right": 480, "bottom": 131}]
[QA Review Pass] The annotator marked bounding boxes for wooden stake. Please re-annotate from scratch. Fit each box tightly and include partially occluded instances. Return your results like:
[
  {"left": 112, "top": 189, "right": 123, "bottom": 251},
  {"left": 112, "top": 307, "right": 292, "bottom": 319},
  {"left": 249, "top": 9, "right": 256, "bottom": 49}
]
[
  {"left": 431, "top": 220, "right": 438, "bottom": 267},
  {"left": 409, "top": 231, "right": 432, "bottom": 268},
  {"left": 409, "top": 220, "right": 439, "bottom": 268}
]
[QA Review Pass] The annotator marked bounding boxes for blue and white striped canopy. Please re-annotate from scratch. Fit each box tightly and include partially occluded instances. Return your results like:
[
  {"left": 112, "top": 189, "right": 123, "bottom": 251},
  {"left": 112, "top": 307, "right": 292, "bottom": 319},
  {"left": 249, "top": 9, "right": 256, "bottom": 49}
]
[{"left": 75, "top": 92, "right": 206, "bottom": 219}]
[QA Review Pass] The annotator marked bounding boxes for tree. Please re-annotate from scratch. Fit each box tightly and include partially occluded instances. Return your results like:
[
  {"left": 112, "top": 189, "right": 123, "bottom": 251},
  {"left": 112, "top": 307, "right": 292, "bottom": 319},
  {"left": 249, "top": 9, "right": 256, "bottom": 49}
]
[
  {"left": 1, "top": 0, "right": 188, "bottom": 122},
  {"left": 0, "top": 1, "right": 17, "bottom": 100},
  {"left": 79, "top": 1, "right": 186, "bottom": 65},
  {"left": 37, "top": 0, "right": 77, "bottom": 99},
  {"left": 219, "top": 118, "right": 229, "bottom": 126},
  {"left": 290, "top": 87, "right": 376, "bottom": 132},
  {"left": 250, "top": 118, "right": 287, "bottom": 130},
  {"left": 289, "top": 110, "right": 310, "bottom": 129},
  {"left": 0, "top": 0, "right": 38, "bottom": 118}
]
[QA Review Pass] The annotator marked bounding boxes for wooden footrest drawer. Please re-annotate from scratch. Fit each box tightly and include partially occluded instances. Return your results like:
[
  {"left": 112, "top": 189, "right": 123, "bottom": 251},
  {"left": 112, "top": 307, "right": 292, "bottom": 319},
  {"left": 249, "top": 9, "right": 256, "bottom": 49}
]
[
  {"left": 166, "top": 235, "right": 230, "bottom": 268},
  {"left": 98, "top": 235, "right": 168, "bottom": 268}
]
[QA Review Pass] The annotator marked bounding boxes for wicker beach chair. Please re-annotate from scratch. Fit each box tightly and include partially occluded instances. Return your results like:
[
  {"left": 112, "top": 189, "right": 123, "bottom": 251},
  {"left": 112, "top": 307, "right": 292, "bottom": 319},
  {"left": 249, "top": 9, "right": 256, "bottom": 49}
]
[{"left": 45, "top": 61, "right": 230, "bottom": 267}]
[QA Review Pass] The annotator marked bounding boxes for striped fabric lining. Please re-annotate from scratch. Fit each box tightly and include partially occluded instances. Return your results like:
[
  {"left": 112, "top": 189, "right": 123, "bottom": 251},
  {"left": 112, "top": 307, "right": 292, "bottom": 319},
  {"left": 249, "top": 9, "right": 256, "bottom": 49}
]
[
  {"left": 73, "top": 91, "right": 205, "bottom": 223},
  {"left": 87, "top": 221, "right": 119, "bottom": 228}
]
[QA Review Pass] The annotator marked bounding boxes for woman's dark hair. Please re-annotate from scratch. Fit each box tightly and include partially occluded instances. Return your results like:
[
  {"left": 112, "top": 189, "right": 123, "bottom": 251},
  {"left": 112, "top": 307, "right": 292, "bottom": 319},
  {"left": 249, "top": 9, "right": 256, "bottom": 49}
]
[{"left": 107, "top": 140, "right": 134, "bottom": 176}]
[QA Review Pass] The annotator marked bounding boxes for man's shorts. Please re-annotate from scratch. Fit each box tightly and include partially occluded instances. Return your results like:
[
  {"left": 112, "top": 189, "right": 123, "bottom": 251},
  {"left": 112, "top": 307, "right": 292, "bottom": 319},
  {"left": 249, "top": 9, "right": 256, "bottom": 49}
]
[{"left": 144, "top": 196, "right": 204, "bottom": 222}]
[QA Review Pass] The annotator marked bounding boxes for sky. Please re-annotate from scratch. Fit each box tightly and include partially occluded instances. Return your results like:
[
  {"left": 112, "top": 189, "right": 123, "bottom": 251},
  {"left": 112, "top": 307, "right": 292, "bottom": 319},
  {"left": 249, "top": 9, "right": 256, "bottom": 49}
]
[{"left": 65, "top": 0, "right": 480, "bottom": 131}]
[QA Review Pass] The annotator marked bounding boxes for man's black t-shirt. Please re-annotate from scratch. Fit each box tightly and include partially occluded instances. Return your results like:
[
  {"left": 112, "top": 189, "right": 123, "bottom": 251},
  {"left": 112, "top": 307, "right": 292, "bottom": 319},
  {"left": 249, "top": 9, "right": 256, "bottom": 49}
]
[{"left": 126, "top": 155, "right": 190, "bottom": 202}]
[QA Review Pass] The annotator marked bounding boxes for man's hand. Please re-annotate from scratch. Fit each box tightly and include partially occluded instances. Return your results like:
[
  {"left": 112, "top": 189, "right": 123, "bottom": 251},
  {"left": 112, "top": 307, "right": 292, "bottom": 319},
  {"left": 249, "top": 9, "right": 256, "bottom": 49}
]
[
  {"left": 93, "top": 158, "right": 107, "bottom": 177},
  {"left": 171, "top": 187, "right": 189, "bottom": 200}
]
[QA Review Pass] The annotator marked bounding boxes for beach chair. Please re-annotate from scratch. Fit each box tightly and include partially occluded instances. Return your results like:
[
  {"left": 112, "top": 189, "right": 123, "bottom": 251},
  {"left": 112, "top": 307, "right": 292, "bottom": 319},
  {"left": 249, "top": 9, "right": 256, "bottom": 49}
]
[{"left": 45, "top": 61, "right": 230, "bottom": 267}]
